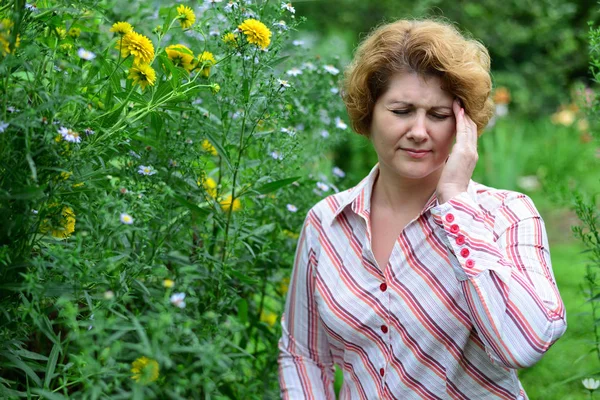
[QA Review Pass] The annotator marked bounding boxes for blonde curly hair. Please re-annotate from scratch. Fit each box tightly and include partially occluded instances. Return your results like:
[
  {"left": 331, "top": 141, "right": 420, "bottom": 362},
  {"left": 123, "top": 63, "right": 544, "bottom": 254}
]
[{"left": 342, "top": 18, "right": 494, "bottom": 137}]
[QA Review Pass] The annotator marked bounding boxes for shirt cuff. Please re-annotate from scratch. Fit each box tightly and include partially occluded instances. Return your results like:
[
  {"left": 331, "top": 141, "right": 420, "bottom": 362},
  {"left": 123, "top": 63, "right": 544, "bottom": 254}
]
[{"left": 430, "top": 191, "right": 512, "bottom": 284}]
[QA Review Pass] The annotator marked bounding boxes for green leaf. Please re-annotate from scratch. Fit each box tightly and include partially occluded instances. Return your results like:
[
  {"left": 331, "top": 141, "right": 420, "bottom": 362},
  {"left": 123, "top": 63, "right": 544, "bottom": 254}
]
[
  {"left": 237, "top": 298, "right": 248, "bottom": 324},
  {"left": 31, "top": 389, "right": 69, "bottom": 400},
  {"left": 268, "top": 55, "right": 290, "bottom": 68},
  {"left": 204, "top": 131, "right": 233, "bottom": 170},
  {"left": 150, "top": 112, "right": 164, "bottom": 135},
  {"left": 4, "top": 353, "right": 42, "bottom": 387},
  {"left": 44, "top": 335, "right": 61, "bottom": 388},
  {"left": 100, "top": 104, "right": 126, "bottom": 128},
  {"left": 152, "top": 80, "right": 173, "bottom": 104},
  {"left": 171, "top": 194, "right": 210, "bottom": 217},
  {"left": 255, "top": 177, "right": 301, "bottom": 194}
]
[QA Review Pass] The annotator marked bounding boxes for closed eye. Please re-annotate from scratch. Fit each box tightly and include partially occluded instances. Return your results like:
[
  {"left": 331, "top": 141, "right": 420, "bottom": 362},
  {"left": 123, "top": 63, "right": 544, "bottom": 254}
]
[{"left": 391, "top": 110, "right": 450, "bottom": 120}]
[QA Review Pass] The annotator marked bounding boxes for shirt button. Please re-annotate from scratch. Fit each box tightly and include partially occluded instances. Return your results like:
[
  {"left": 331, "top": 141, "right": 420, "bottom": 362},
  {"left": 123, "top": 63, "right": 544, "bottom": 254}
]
[
  {"left": 381, "top": 325, "right": 388, "bottom": 334},
  {"left": 450, "top": 224, "right": 460, "bottom": 234},
  {"left": 466, "top": 259, "right": 475, "bottom": 268},
  {"left": 379, "top": 368, "right": 385, "bottom": 377},
  {"left": 460, "top": 248, "right": 470, "bottom": 258},
  {"left": 445, "top": 213, "right": 455, "bottom": 223},
  {"left": 380, "top": 282, "right": 387, "bottom": 292},
  {"left": 456, "top": 234, "right": 465, "bottom": 245}
]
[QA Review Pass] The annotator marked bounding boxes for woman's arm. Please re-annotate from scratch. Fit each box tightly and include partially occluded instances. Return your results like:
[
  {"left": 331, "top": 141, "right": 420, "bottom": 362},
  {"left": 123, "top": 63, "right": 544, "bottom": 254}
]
[
  {"left": 278, "top": 210, "right": 336, "bottom": 399},
  {"left": 431, "top": 191, "right": 567, "bottom": 369}
]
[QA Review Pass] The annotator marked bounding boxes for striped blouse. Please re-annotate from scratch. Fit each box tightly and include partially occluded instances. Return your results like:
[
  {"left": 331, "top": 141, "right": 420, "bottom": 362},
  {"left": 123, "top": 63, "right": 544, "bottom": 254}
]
[{"left": 278, "top": 162, "right": 566, "bottom": 399}]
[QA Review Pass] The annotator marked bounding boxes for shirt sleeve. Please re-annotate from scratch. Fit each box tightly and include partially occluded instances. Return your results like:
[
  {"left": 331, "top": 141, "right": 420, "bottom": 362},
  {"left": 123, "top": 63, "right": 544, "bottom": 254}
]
[
  {"left": 278, "top": 210, "right": 336, "bottom": 399},
  {"left": 430, "top": 191, "right": 567, "bottom": 369}
]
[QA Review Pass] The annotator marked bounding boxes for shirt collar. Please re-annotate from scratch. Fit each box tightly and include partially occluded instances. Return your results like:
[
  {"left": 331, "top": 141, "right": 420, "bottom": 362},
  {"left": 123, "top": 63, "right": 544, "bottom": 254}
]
[{"left": 329, "top": 162, "right": 448, "bottom": 226}]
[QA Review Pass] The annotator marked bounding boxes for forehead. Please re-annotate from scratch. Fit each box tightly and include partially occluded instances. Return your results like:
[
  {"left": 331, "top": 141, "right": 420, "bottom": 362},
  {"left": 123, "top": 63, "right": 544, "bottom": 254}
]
[{"left": 381, "top": 71, "right": 453, "bottom": 107}]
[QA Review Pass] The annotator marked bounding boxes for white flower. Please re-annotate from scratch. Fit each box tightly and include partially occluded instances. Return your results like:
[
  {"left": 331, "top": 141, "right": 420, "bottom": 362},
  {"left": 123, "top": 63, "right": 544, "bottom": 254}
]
[
  {"left": 280, "top": 127, "right": 295, "bottom": 136},
  {"left": 25, "top": 3, "right": 38, "bottom": 12},
  {"left": 58, "top": 126, "right": 82, "bottom": 143},
  {"left": 335, "top": 117, "right": 347, "bottom": 130},
  {"left": 209, "top": 29, "right": 220, "bottom": 37},
  {"left": 302, "top": 62, "right": 316, "bottom": 71},
  {"left": 120, "top": 213, "right": 134, "bottom": 225},
  {"left": 7, "top": 106, "right": 19, "bottom": 113},
  {"left": 292, "top": 40, "right": 304, "bottom": 46},
  {"left": 129, "top": 150, "right": 141, "bottom": 159},
  {"left": 323, "top": 64, "right": 340, "bottom": 75},
  {"left": 138, "top": 165, "right": 157, "bottom": 176},
  {"left": 77, "top": 48, "right": 96, "bottom": 61},
  {"left": 170, "top": 292, "right": 187, "bottom": 308},
  {"left": 330, "top": 87, "right": 339, "bottom": 94},
  {"left": 320, "top": 129, "right": 329, "bottom": 138},
  {"left": 224, "top": 1, "right": 237, "bottom": 11},
  {"left": 332, "top": 166, "right": 345, "bottom": 178},
  {"left": 583, "top": 378, "right": 600, "bottom": 391},
  {"left": 186, "top": 138, "right": 193, "bottom": 144},
  {"left": 84, "top": 127, "right": 95, "bottom": 135},
  {"left": 316, "top": 182, "right": 330, "bottom": 192},
  {"left": 104, "top": 290, "right": 115, "bottom": 300},
  {"left": 273, "top": 20, "right": 287, "bottom": 31},
  {"left": 495, "top": 103, "right": 508, "bottom": 117},
  {"left": 286, "top": 204, "right": 298, "bottom": 212},
  {"left": 0, "top": 121, "right": 8, "bottom": 133},
  {"left": 270, "top": 151, "right": 283, "bottom": 160},
  {"left": 286, "top": 67, "right": 302, "bottom": 77},
  {"left": 517, "top": 176, "right": 541, "bottom": 192},
  {"left": 281, "top": 2, "right": 295, "bottom": 13},
  {"left": 277, "top": 79, "right": 290, "bottom": 88}
]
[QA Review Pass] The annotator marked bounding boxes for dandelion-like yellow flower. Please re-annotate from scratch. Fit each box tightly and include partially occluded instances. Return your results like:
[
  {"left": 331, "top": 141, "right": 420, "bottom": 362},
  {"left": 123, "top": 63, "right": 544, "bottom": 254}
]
[
  {"left": 165, "top": 44, "right": 194, "bottom": 72},
  {"left": 198, "top": 177, "right": 218, "bottom": 198},
  {"left": 128, "top": 64, "right": 157, "bottom": 90},
  {"left": 210, "top": 83, "right": 220, "bottom": 94},
  {"left": 238, "top": 19, "right": 271, "bottom": 49},
  {"left": 260, "top": 310, "right": 278, "bottom": 327},
  {"left": 110, "top": 21, "right": 134, "bottom": 35},
  {"left": 40, "top": 205, "right": 76, "bottom": 239},
  {"left": 176, "top": 5, "right": 196, "bottom": 29},
  {"left": 68, "top": 27, "right": 81, "bottom": 38},
  {"left": 119, "top": 31, "right": 155, "bottom": 65},
  {"left": 222, "top": 32, "right": 237, "bottom": 46},
  {"left": 1, "top": 19, "right": 20, "bottom": 55},
  {"left": 201, "top": 139, "right": 217, "bottom": 156},
  {"left": 131, "top": 356, "right": 159, "bottom": 384},
  {"left": 198, "top": 51, "right": 216, "bottom": 77},
  {"left": 220, "top": 194, "right": 241, "bottom": 212},
  {"left": 163, "top": 279, "right": 175, "bottom": 288}
]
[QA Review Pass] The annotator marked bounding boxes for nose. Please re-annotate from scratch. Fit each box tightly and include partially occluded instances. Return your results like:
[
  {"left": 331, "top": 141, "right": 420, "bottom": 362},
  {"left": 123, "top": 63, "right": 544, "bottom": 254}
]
[{"left": 405, "top": 111, "right": 429, "bottom": 142}]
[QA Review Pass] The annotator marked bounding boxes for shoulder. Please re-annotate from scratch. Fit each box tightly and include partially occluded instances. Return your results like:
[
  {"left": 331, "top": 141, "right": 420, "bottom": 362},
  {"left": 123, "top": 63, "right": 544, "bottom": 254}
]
[{"left": 305, "top": 186, "right": 358, "bottom": 227}]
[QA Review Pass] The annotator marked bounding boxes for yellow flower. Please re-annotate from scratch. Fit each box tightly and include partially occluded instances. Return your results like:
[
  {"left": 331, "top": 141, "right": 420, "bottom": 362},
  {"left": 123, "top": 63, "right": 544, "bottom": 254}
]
[
  {"left": 222, "top": 32, "right": 237, "bottom": 46},
  {"left": 0, "top": 19, "right": 20, "bottom": 55},
  {"left": 198, "top": 177, "right": 217, "bottom": 198},
  {"left": 219, "top": 194, "right": 241, "bottom": 212},
  {"left": 282, "top": 229, "right": 299, "bottom": 240},
  {"left": 278, "top": 277, "right": 290, "bottom": 295},
  {"left": 176, "top": 5, "right": 196, "bottom": 29},
  {"left": 40, "top": 205, "right": 76, "bottom": 239},
  {"left": 260, "top": 310, "right": 278, "bottom": 327},
  {"left": 165, "top": 44, "right": 194, "bottom": 72},
  {"left": 551, "top": 108, "right": 576, "bottom": 127},
  {"left": 72, "top": 182, "right": 84, "bottom": 188},
  {"left": 58, "top": 43, "right": 73, "bottom": 52},
  {"left": 201, "top": 139, "right": 217, "bottom": 156},
  {"left": 68, "top": 27, "right": 81, "bottom": 38},
  {"left": 56, "top": 27, "right": 67, "bottom": 39},
  {"left": 131, "top": 356, "right": 159, "bottom": 384},
  {"left": 60, "top": 171, "right": 72, "bottom": 180},
  {"left": 210, "top": 83, "right": 220, "bottom": 94},
  {"left": 198, "top": 51, "right": 216, "bottom": 77},
  {"left": 119, "top": 31, "right": 155, "bottom": 65},
  {"left": 163, "top": 279, "right": 175, "bottom": 288},
  {"left": 128, "top": 64, "right": 157, "bottom": 90},
  {"left": 238, "top": 19, "right": 271, "bottom": 49},
  {"left": 110, "top": 21, "right": 134, "bottom": 35}
]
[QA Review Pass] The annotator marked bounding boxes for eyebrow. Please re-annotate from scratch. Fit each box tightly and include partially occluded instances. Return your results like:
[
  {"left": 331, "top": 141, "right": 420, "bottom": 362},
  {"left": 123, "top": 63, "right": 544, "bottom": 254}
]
[{"left": 387, "top": 101, "right": 452, "bottom": 111}]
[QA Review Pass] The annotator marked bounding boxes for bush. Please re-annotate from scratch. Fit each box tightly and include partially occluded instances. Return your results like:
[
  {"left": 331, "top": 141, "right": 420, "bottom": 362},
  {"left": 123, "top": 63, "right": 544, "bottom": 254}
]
[{"left": 0, "top": 1, "right": 351, "bottom": 398}]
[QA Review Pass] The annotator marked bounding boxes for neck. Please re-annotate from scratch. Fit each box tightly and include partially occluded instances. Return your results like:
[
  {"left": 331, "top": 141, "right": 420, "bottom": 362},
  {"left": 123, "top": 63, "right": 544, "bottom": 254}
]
[{"left": 372, "top": 163, "right": 441, "bottom": 214}]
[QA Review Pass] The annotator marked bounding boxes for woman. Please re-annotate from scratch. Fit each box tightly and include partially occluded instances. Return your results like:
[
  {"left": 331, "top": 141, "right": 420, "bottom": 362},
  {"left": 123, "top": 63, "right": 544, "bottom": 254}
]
[{"left": 278, "top": 18, "right": 566, "bottom": 399}]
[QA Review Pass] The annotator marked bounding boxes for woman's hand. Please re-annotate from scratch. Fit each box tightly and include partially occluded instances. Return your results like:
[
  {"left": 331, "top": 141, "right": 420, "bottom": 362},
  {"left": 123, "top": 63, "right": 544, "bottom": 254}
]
[{"left": 436, "top": 99, "right": 479, "bottom": 204}]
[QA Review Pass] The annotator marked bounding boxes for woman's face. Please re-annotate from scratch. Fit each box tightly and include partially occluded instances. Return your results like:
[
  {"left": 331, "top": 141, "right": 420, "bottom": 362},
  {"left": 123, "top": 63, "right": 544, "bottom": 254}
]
[{"left": 370, "top": 71, "right": 456, "bottom": 181}]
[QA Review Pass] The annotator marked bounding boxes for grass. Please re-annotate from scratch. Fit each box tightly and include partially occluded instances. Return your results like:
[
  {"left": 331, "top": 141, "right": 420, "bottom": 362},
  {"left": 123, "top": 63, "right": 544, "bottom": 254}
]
[{"left": 518, "top": 202, "right": 600, "bottom": 400}]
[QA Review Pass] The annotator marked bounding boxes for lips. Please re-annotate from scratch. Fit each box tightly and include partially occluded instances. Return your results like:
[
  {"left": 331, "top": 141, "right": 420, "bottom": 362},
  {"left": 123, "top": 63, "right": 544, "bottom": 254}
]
[{"left": 401, "top": 148, "right": 431, "bottom": 153}]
